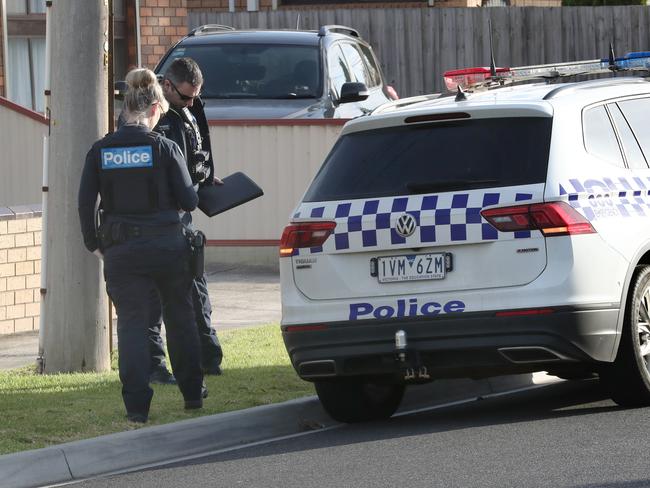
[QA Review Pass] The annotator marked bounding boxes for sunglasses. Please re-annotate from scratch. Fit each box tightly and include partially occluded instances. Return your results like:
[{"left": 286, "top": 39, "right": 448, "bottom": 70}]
[{"left": 167, "top": 79, "right": 201, "bottom": 101}]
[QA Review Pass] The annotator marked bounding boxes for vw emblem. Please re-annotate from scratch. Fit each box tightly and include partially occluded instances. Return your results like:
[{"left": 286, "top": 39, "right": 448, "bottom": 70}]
[{"left": 395, "top": 213, "right": 417, "bottom": 238}]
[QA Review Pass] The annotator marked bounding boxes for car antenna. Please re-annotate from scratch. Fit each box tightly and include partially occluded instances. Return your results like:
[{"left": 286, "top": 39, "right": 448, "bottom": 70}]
[
  {"left": 455, "top": 85, "right": 467, "bottom": 101},
  {"left": 608, "top": 42, "right": 617, "bottom": 71},
  {"left": 488, "top": 17, "right": 498, "bottom": 80},
  {"left": 296, "top": 13, "right": 301, "bottom": 30}
]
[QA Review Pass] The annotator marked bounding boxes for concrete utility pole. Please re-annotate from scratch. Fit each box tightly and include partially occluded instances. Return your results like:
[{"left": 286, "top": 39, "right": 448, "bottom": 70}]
[{"left": 42, "top": 0, "right": 110, "bottom": 373}]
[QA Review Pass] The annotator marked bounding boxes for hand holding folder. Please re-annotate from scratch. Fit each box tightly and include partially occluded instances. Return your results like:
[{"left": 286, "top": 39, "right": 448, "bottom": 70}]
[{"left": 197, "top": 172, "right": 264, "bottom": 217}]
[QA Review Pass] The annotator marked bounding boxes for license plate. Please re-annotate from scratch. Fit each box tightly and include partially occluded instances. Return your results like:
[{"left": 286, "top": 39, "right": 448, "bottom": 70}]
[{"left": 376, "top": 253, "right": 449, "bottom": 283}]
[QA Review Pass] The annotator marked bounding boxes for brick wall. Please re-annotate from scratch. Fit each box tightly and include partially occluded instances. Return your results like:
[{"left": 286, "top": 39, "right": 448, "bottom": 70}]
[
  {"left": 140, "top": 0, "right": 189, "bottom": 68},
  {"left": 0, "top": 206, "right": 42, "bottom": 335}
]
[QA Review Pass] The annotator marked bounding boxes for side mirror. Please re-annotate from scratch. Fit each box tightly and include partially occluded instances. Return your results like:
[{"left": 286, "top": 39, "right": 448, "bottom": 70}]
[
  {"left": 114, "top": 80, "right": 128, "bottom": 100},
  {"left": 339, "top": 82, "right": 369, "bottom": 104}
]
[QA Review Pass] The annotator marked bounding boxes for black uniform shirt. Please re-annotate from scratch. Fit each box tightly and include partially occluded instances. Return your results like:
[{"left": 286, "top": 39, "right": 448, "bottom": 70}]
[
  {"left": 78, "top": 124, "right": 198, "bottom": 252},
  {"left": 155, "top": 101, "right": 215, "bottom": 188}
]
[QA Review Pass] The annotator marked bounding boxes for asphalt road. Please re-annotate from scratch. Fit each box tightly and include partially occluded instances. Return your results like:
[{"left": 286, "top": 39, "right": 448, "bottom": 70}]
[{"left": 67, "top": 379, "right": 650, "bottom": 488}]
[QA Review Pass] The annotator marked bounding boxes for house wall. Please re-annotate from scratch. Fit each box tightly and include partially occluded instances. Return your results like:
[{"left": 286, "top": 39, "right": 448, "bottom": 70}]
[{"left": 139, "top": 0, "right": 189, "bottom": 68}]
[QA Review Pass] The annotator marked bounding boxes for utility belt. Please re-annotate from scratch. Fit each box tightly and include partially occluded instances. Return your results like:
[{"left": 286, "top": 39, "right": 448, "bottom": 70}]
[{"left": 98, "top": 221, "right": 183, "bottom": 250}]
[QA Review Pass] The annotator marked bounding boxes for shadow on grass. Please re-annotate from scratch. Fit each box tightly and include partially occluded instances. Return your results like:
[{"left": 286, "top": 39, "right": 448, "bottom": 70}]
[{"left": 0, "top": 363, "right": 314, "bottom": 456}]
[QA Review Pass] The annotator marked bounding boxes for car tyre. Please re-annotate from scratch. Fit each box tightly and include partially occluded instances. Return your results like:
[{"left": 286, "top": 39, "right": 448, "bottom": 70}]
[
  {"left": 315, "top": 378, "right": 405, "bottom": 423},
  {"left": 600, "top": 265, "right": 650, "bottom": 407}
]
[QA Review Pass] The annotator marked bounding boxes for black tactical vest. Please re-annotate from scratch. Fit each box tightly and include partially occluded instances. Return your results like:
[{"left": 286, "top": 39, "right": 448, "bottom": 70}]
[{"left": 97, "top": 130, "right": 176, "bottom": 214}]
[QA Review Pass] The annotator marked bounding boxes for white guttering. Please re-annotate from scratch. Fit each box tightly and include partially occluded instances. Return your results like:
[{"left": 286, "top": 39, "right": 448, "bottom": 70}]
[
  {"left": 135, "top": 0, "right": 141, "bottom": 66},
  {"left": 1, "top": 0, "right": 9, "bottom": 98}
]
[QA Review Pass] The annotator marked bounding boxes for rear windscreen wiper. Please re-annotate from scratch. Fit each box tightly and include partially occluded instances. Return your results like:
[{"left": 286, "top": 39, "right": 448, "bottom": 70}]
[{"left": 406, "top": 179, "right": 499, "bottom": 194}]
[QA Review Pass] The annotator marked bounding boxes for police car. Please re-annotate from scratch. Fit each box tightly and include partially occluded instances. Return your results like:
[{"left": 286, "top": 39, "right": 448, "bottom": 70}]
[{"left": 280, "top": 51, "right": 650, "bottom": 423}]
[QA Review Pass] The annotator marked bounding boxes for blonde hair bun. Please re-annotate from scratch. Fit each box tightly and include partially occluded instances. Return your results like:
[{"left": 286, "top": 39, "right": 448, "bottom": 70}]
[
  {"left": 125, "top": 68, "right": 158, "bottom": 90},
  {"left": 123, "top": 67, "right": 169, "bottom": 120}
]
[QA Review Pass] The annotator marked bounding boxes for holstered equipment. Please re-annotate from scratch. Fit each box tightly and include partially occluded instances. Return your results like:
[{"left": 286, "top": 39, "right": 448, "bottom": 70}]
[{"left": 186, "top": 229, "right": 206, "bottom": 279}]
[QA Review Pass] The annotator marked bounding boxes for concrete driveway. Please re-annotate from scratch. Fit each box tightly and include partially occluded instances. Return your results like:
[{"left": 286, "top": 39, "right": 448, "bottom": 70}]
[{"left": 0, "top": 264, "right": 281, "bottom": 371}]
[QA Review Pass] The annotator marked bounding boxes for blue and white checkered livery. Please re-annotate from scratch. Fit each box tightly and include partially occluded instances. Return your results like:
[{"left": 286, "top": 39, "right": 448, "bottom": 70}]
[{"left": 291, "top": 186, "right": 542, "bottom": 256}]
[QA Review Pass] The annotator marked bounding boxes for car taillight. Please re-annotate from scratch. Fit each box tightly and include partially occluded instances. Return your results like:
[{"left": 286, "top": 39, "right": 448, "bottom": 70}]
[
  {"left": 481, "top": 202, "right": 595, "bottom": 236},
  {"left": 279, "top": 221, "right": 336, "bottom": 257}
]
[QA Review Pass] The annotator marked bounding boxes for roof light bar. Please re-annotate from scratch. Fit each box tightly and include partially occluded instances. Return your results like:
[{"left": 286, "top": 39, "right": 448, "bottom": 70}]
[{"left": 443, "top": 51, "right": 650, "bottom": 92}]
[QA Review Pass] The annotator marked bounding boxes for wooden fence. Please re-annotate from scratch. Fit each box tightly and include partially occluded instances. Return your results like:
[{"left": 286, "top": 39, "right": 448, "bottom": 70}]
[{"left": 189, "top": 6, "right": 650, "bottom": 97}]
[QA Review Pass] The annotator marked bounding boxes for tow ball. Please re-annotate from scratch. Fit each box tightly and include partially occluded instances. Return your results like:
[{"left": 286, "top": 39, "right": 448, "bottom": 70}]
[{"left": 394, "top": 329, "right": 430, "bottom": 381}]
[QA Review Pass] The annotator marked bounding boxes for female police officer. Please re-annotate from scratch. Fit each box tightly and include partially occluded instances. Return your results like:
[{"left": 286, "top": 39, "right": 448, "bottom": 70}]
[{"left": 78, "top": 68, "right": 204, "bottom": 423}]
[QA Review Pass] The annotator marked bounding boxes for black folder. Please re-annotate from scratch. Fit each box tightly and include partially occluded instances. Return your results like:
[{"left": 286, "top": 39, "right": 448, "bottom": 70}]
[{"left": 197, "top": 172, "right": 264, "bottom": 217}]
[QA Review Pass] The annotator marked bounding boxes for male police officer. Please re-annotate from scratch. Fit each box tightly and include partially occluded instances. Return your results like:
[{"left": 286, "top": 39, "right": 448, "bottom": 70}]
[{"left": 148, "top": 57, "right": 224, "bottom": 384}]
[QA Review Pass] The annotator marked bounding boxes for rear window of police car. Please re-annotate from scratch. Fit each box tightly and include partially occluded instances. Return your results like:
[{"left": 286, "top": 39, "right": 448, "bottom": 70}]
[{"left": 303, "top": 117, "right": 552, "bottom": 202}]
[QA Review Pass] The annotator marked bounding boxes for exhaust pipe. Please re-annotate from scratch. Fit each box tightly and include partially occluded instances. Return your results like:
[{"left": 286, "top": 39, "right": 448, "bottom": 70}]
[{"left": 498, "top": 346, "right": 575, "bottom": 364}]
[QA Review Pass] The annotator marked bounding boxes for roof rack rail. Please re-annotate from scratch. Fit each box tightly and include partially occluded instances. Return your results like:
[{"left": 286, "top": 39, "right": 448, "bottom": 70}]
[
  {"left": 543, "top": 76, "right": 649, "bottom": 100},
  {"left": 188, "top": 24, "right": 235, "bottom": 37},
  {"left": 444, "top": 50, "right": 650, "bottom": 93},
  {"left": 318, "top": 25, "right": 360, "bottom": 38}
]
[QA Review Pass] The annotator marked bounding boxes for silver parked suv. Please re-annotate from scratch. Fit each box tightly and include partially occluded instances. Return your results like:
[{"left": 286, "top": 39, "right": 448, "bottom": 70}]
[
  {"left": 280, "top": 51, "right": 650, "bottom": 422},
  {"left": 155, "top": 24, "right": 398, "bottom": 119}
]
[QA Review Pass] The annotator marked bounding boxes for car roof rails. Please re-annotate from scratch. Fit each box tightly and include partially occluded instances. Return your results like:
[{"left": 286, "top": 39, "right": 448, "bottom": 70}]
[
  {"left": 188, "top": 24, "right": 236, "bottom": 37},
  {"left": 443, "top": 49, "right": 650, "bottom": 93},
  {"left": 543, "top": 76, "right": 649, "bottom": 100},
  {"left": 318, "top": 25, "right": 360, "bottom": 38}
]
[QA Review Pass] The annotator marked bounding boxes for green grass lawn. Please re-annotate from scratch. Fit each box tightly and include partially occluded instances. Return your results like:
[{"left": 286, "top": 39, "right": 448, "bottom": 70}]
[{"left": 0, "top": 324, "right": 314, "bottom": 455}]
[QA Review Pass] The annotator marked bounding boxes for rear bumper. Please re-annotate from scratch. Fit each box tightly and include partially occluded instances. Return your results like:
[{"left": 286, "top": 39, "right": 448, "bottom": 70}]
[{"left": 281, "top": 305, "right": 620, "bottom": 381}]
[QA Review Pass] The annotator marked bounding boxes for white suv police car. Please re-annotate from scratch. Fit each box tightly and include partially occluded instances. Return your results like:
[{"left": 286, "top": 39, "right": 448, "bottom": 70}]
[{"left": 280, "top": 52, "right": 650, "bottom": 423}]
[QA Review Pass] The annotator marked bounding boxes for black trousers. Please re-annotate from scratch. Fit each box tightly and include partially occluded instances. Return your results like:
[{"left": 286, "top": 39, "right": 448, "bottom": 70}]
[
  {"left": 147, "top": 272, "right": 223, "bottom": 371},
  {"left": 148, "top": 214, "right": 223, "bottom": 373},
  {"left": 104, "top": 233, "right": 203, "bottom": 415}
]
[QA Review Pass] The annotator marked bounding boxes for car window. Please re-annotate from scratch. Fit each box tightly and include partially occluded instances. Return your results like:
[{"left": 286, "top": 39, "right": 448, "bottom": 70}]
[
  {"left": 583, "top": 105, "right": 624, "bottom": 167},
  {"left": 357, "top": 44, "right": 381, "bottom": 88},
  {"left": 339, "top": 43, "right": 370, "bottom": 86},
  {"left": 607, "top": 103, "right": 648, "bottom": 169},
  {"left": 158, "top": 44, "right": 321, "bottom": 100},
  {"left": 327, "top": 45, "right": 353, "bottom": 98},
  {"left": 303, "top": 117, "right": 552, "bottom": 202},
  {"left": 618, "top": 97, "right": 650, "bottom": 166}
]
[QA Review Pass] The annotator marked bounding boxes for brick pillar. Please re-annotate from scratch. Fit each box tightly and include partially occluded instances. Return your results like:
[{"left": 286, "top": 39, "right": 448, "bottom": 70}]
[
  {"left": 0, "top": 211, "right": 43, "bottom": 335},
  {"left": 140, "top": 0, "right": 188, "bottom": 69}
]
